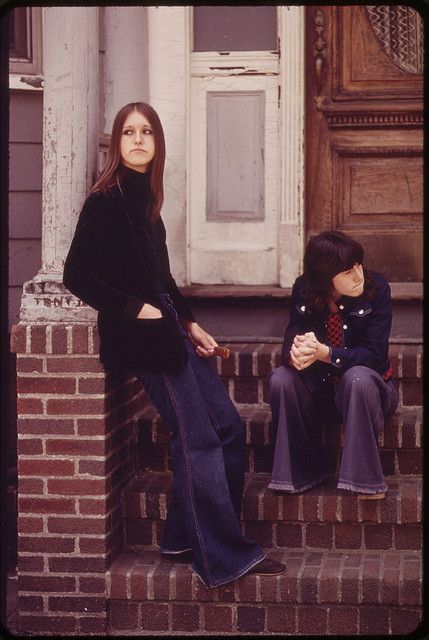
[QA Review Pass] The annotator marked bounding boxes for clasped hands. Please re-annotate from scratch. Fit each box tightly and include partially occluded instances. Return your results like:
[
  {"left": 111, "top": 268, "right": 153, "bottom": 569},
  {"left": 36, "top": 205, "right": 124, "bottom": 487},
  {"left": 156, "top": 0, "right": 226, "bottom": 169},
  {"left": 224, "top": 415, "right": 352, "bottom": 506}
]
[{"left": 290, "top": 332, "right": 330, "bottom": 371}]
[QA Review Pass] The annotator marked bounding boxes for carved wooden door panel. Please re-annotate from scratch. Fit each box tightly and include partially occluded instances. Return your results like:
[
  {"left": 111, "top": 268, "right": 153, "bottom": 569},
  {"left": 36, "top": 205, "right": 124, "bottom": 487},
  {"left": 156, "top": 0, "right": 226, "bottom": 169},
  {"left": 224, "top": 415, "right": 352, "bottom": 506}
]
[{"left": 305, "top": 5, "right": 423, "bottom": 281}]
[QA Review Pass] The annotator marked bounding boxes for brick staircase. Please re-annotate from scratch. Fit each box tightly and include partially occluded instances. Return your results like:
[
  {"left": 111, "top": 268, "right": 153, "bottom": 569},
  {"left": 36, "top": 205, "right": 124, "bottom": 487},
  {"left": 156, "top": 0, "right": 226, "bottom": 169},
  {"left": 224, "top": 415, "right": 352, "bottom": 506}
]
[{"left": 107, "top": 342, "right": 422, "bottom": 636}]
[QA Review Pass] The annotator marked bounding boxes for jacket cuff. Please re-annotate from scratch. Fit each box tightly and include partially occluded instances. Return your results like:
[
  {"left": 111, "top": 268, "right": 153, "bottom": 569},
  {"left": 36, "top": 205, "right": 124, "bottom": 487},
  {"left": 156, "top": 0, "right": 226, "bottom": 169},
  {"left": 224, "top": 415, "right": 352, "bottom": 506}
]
[
  {"left": 122, "top": 296, "right": 144, "bottom": 319},
  {"left": 330, "top": 346, "right": 345, "bottom": 368}
]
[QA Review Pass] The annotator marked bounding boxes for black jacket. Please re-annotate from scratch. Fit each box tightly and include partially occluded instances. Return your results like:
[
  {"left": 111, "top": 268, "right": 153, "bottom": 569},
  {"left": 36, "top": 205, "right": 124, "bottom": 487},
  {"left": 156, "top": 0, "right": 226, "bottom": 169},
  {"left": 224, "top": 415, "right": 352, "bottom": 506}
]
[
  {"left": 282, "top": 270, "right": 392, "bottom": 380},
  {"left": 63, "top": 171, "right": 195, "bottom": 372}
]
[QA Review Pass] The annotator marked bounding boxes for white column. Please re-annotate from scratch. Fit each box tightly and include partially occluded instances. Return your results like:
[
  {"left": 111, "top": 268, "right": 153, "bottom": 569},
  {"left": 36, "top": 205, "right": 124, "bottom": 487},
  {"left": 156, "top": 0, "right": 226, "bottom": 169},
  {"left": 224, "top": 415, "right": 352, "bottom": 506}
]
[
  {"left": 278, "top": 6, "right": 305, "bottom": 287},
  {"left": 104, "top": 6, "right": 149, "bottom": 133},
  {"left": 20, "top": 7, "right": 99, "bottom": 321},
  {"left": 147, "top": 6, "right": 188, "bottom": 285}
]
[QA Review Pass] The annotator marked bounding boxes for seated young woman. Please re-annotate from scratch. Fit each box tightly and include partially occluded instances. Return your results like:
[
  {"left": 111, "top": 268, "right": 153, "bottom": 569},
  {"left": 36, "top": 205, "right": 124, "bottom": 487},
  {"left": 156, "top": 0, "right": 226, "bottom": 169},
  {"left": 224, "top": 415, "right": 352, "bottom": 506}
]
[{"left": 268, "top": 230, "right": 398, "bottom": 500}]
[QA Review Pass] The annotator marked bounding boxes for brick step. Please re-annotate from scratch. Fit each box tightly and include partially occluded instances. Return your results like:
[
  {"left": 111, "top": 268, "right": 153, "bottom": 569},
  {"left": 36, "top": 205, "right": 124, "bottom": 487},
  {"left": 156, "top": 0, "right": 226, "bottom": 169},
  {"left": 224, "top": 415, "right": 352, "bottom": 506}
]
[
  {"left": 123, "top": 473, "right": 422, "bottom": 553},
  {"left": 138, "top": 404, "right": 422, "bottom": 476},
  {"left": 107, "top": 548, "right": 422, "bottom": 635}
]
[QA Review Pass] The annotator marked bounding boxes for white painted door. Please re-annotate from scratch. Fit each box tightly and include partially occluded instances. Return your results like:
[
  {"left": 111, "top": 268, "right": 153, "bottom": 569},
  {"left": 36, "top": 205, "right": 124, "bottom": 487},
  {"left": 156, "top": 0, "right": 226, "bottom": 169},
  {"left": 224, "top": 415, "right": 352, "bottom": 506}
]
[{"left": 189, "top": 7, "right": 280, "bottom": 285}]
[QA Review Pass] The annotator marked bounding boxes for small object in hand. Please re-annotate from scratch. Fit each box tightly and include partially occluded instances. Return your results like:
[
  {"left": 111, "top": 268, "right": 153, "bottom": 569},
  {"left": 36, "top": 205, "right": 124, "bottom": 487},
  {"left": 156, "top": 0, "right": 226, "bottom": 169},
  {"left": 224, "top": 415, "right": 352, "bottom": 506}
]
[{"left": 213, "top": 346, "right": 230, "bottom": 359}]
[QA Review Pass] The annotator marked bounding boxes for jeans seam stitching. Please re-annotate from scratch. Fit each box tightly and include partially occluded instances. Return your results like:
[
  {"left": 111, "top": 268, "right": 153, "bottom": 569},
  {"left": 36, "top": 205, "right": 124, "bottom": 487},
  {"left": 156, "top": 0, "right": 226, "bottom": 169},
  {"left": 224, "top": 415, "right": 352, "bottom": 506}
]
[{"left": 162, "top": 371, "right": 212, "bottom": 584}]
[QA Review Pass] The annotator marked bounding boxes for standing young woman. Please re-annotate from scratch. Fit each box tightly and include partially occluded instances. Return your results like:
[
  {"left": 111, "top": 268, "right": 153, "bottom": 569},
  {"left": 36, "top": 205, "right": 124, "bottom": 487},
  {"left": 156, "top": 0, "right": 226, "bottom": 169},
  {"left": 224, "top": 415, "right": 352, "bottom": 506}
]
[
  {"left": 268, "top": 231, "right": 398, "bottom": 499},
  {"left": 63, "top": 102, "right": 285, "bottom": 588}
]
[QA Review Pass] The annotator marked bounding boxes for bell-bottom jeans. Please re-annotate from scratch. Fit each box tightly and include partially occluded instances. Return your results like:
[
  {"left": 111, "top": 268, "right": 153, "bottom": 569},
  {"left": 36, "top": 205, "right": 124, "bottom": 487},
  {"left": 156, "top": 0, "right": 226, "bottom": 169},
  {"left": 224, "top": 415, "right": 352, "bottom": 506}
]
[
  {"left": 133, "top": 309, "right": 264, "bottom": 588},
  {"left": 267, "top": 365, "right": 399, "bottom": 495}
]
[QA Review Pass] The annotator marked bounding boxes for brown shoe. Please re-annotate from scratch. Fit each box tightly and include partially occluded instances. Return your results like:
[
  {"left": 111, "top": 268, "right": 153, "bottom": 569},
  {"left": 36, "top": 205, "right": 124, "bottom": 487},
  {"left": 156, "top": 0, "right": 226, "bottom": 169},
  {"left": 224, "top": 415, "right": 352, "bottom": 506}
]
[
  {"left": 358, "top": 492, "right": 385, "bottom": 500},
  {"left": 246, "top": 557, "right": 286, "bottom": 576}
]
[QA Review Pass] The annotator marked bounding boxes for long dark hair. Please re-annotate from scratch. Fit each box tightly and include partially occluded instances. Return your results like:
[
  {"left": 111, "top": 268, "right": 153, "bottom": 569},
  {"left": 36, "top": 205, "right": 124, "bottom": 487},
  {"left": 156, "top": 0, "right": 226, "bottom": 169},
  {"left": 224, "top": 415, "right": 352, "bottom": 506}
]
[
  {"left": 303, "top": 230, "right": 374, "bottom": 313},
  {"left": 92, "top": 102, "right": 165, "bottom": 221}
]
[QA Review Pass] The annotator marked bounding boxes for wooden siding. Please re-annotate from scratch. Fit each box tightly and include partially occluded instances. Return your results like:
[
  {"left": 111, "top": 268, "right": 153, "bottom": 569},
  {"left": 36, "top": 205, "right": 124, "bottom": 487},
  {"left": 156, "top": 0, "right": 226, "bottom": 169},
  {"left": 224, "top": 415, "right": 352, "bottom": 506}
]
[{"left": 9, "top": 90, "right": 43, "bottom": 329}]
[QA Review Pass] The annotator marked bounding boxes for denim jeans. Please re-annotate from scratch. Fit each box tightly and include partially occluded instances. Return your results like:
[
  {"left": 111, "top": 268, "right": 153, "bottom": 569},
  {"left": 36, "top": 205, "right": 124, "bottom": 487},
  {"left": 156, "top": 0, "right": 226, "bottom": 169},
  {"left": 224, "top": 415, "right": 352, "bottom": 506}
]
[
  {"left": 133, "top": 295, "right": 264, "bottom": 588},
  {"left": 267, "top": 365, "right": 399, "bottom": 494}
]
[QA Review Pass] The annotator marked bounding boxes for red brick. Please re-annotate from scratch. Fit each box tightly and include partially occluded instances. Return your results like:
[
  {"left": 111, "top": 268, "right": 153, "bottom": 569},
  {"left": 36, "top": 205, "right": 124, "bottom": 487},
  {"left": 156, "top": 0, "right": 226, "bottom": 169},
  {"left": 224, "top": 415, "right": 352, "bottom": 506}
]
[
  {"left": 204, "top": 604, "right": 233, "bottom": 632},
  {"left": 17, "top": 398, "right": 44, "bottom": 414},
  {"left": 16, "top": 357, "right": 43, "bottom": 372},
  {"left": 401, "top": 346, "right": 419, "bottom": 377},
  {"left": 300, "top": 565, "right": 319, "bottom": 603},
  {"left": 267, "top": 604, "right": 296, "bottom": 633},
  {"left": 17, "top": 376, "right": 77, "bottom": 395},
  {"left": 380, "top": 567, "right": 400, "bottom": 604},
  {"left": 244, "top": 521, "right": 274, "bottom": 547},
  {"left": 78, "top": 537, "right": 108, "bottom": 554},
  {"left": 46, "top": 438, "right": 106, "bottom": 456},
  {"left": 361, "top": 558, "right": 381, "bottom": 603},
  {"left": 172, "top": 604, "right": 200, "bottom": 631},
  {"left": 51, "top": 326, "right": 68, "bottom": 354},
  {"left": 47, "top": 397, "right": 106, "bottom": 415},
  {"left": 19, "top": 497, "right": 76, "bottom": 514},
  {"left": 79, "top": 617, "right": 107, "bottom": 634},
  {"left": 18, "top": 516, "right": 44, "bottom": 533},
  {"left": 359, "top": 605, "right": 389, "bottom": 634},
  {"left": 390, "top": 607, "right": 422, "bottom": 634},
  {"left": 305, "top": 523, "right": 333, "bottom": 548},
  {"left": 78, "top": 377, "right": 106, "bottom": 394},
  {"left": 327, "top": 606, "right": 358, "bottom": 634},
  {"left": 18, "top": 477, "right": 43, "bottom": 495},
  {"left": 47, "top": 478, "right": 106, "bottom": 496},
  {"left": 19, "top": 459, "right": 75, "bottom": 476},
  {"left": 363, "top": 524, "right": 393, "bottom": 549},
  {"left": 276, "top": 523, "right": 303, "bottom": 547},
  {"left": 140, "top": 603, "right": 169, "bottom": 631},
  {"left": 77, "top": 417, "right": 107, "bottom": 436},
  {"left": 20, "top": 575, "right": 76, "bottom": 592},
  {"left": 237, "top": 605, "right": 265, "bottom": 632},
  {"left": 10, "top": 324, "right": 27, "bottom": 353},
  {"left": 79, "top": 498, "right": 106, "bottom": 515},
  {"left": 17, "top": 417, "right": 75, "bottom": 435},
  {"left": 109, "top": 600, "right": 139, "bottom": 630},
  {"left": 319, "top": 557, "right": 342, "bottom": 602},
  {"left": 341, "top": 566, "right": 359, "bottom": 603},
  {"left": 79, "top": 577, "right": 106, "bottom": 594},
  {"left": 49, "top": 556, "right": 106, "bottom": 573},
  {"left": 47, "top": 516, "right": 107, "bottom": 534},
  {"left": 334, "top": 524, "right": 362, "bottom": 549},
  {"left": 19, "top": 556, "right": 44, "bottom": 572},
  {"left": 46, "top": 356, "right": 104, "bottom": 373},
  {"left": 234, "top": 379, "right": 258, "bottom": 404},
  {"left": 49, "top": 596, "right": 105, "bottom": 613},
  {"left": 401, "top": 381, "right": 423, "bottom": 406},
  {"left": 321, "top": 493, "right": 338, "bottom": 522},
  {"left": 30, "top": 326, "right": 47, "bottom": 353},
  {"left": 72, "top": 325, "right": 89, "bottom": 353},
  {"left": 395, "top": 525, "right": 422, "bottom": 550},
  {"left": 302, "top": 494, "right": 319, "bottom": 520},
  {"left": 298, "top": 605, "right": 327, "bottom": 634},
  {"left": 19, "top": 535, "right": 75, "bottom": 553},
  {"left": 20, "top": 615, "right": 77, "bottom": 634},
  {"left": 397, "top": 449, "right": 422, "bottom": 474},
  {"left": 18, "top": 438, "right": 43, "bottom": 455},
  {"left": 92, "top": 326, "right": 101, "bottom": 353}
]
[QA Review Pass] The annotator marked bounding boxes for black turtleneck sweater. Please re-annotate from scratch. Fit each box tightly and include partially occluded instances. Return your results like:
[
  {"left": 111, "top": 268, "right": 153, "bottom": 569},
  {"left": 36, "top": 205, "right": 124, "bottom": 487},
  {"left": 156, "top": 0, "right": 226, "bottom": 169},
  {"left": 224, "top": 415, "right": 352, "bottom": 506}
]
[{"left": 64, "top": 165, "right": 195, "bottom": 324}]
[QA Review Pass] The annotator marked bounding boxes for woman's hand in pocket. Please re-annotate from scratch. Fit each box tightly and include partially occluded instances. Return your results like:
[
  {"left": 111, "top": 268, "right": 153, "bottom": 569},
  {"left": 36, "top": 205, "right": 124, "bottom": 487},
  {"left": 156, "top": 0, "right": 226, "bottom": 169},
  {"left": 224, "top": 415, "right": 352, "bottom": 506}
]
[{"left": 136, "top": 303, "right": 162, "bottom": 319}]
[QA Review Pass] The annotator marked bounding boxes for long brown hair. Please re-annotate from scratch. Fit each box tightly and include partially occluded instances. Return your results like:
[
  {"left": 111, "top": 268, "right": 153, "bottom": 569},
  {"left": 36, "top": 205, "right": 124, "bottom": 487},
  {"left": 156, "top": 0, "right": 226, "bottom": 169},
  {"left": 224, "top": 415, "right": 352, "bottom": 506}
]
[{"left": 92, "top": 102, "right": 165, "bottom": 221}]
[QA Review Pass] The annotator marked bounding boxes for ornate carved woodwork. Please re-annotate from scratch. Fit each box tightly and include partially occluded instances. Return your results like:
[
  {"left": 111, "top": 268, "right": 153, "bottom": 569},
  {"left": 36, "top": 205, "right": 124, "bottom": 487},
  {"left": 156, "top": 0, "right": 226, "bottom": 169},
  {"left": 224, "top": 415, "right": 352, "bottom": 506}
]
[{"left": 305, "top": 5, "right": 423, "bottom": 281}]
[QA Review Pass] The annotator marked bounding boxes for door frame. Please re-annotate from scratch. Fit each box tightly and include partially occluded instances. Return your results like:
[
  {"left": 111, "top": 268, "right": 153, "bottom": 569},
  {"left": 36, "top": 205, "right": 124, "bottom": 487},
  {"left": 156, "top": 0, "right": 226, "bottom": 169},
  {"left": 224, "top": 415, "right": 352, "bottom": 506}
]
[{"left": 147, "top": 5, "right": 305, "bottom": 287}]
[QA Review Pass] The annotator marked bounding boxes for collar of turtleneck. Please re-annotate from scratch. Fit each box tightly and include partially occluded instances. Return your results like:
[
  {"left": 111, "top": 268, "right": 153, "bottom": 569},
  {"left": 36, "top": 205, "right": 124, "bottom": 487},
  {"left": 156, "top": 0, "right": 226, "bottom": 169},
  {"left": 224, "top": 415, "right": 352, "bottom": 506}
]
[{"left": 120, "top": 165, "right": 150, "bottom": 199}]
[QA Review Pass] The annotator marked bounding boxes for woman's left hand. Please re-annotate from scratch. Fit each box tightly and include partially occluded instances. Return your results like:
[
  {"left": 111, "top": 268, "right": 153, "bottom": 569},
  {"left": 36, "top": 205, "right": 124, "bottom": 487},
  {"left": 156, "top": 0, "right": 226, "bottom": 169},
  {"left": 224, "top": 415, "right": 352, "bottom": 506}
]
[{"left": 184, "top": 321, "right": 218, "bottom": 357}]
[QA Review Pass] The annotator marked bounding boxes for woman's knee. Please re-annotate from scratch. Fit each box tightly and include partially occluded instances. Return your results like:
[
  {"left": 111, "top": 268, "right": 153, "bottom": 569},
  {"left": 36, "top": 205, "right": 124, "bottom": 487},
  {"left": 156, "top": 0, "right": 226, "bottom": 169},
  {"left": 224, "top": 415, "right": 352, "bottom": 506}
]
[
  {"left": 341, "top": 366, "right": 377, "bottom": 388},
  {"left": 267, "top": 365, "right": 296, "bottom": 400}
]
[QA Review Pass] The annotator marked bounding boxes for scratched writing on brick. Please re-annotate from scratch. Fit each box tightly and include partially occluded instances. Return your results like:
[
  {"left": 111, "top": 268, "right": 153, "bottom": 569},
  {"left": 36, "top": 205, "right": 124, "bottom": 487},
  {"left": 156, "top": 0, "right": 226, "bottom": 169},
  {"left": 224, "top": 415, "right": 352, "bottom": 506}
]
[{"left": 34, "top": 296, "right": 86, "bottom": 307}]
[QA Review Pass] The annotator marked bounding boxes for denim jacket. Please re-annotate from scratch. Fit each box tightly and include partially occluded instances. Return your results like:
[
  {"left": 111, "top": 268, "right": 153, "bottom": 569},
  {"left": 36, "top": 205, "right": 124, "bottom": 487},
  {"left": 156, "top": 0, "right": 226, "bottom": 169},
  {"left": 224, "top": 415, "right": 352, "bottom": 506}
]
[{"left": 282, "top": 270, "right": 392, "bottom": 379}]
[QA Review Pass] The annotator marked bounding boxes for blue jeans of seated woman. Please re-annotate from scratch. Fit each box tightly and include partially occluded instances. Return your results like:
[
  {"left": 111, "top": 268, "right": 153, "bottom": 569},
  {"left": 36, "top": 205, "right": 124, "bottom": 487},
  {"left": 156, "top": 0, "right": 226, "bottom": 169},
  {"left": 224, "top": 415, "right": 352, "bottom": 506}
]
[
  {"left": 133, "top": 299, "right": 264, "bottom": 588},
  {"left": 267, "top": 365, "right": 399, "bottom": 494}
]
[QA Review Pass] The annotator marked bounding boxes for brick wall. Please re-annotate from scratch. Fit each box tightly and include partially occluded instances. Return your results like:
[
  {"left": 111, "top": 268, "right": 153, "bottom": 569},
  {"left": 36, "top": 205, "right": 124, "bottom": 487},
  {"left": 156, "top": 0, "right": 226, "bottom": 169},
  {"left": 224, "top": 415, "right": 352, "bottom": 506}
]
[{"left": 11, "top": 322, "right": 147, "bottom": 636}]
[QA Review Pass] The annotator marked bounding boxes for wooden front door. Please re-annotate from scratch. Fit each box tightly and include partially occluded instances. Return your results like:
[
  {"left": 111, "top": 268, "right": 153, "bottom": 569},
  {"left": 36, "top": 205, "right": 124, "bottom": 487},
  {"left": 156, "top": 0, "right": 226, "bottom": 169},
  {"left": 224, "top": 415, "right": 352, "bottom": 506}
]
[{"left": 305, "top": 5, "right": 423, "bottom": 281}]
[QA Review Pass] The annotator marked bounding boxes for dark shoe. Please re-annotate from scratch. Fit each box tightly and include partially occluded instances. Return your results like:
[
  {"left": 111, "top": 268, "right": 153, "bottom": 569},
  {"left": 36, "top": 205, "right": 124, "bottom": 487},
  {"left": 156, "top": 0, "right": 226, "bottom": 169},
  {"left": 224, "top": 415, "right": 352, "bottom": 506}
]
[
  {"left": 246, "top": 557, "right": 286, "bottom": 576},
  {"left": 160, "top": 550, "right": 194, "bottom": 563}
]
